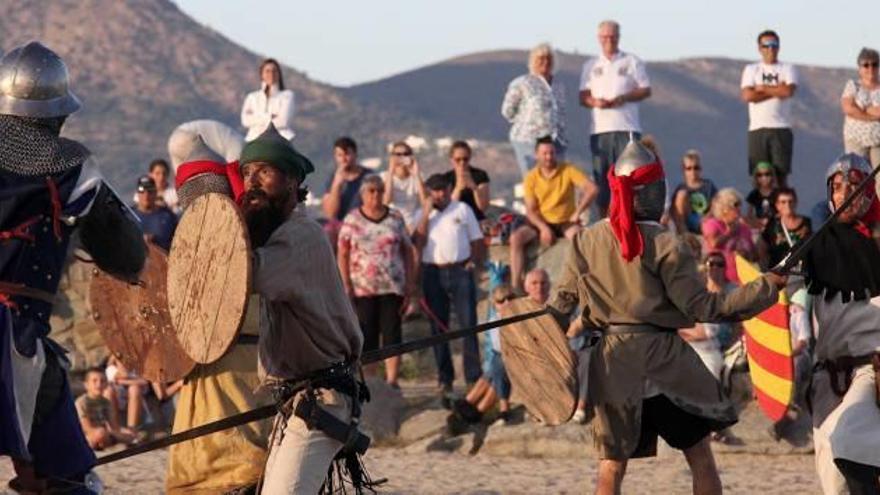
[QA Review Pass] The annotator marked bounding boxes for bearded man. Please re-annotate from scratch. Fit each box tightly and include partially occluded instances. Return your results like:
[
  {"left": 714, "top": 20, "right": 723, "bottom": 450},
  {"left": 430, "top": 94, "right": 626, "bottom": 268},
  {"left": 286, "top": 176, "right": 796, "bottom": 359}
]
[
  {"left": 547, "top": 139, "right": 786, "bottom": 495},
  {"left": 804, "top": 153, "right": 880, "bottom": 494},
  {"left": 0, "top": 42, "right": 146, "bottom": 493},
  {"left": 238, "top": 124, "right": 365, "bottom": 493}
]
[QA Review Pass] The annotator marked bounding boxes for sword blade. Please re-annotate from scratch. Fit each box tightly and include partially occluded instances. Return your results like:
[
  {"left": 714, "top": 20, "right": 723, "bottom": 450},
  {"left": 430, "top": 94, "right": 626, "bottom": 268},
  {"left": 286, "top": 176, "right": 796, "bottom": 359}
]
[
  {"left": 773, "top": 163, "right": 880, "bottom": 274},
  {"left": 94, "top": 308, "right": 548, "bottom": 466}
]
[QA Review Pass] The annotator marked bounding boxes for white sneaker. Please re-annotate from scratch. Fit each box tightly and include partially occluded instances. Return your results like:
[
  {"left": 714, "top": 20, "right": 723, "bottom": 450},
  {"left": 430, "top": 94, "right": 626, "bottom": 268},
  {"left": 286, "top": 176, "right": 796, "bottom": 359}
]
[{"left": 571, "top": 409, "right": 588, "bottom": 424}]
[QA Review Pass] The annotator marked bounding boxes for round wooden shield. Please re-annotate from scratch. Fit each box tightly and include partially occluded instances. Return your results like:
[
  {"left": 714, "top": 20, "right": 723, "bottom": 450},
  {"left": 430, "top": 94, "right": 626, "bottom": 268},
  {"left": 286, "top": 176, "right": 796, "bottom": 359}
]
[
  {"left": 90, "top": 244, "right": 196, "bottom": 383},
  {"left": 499, "top": 297, "right": 577, "bottom": 425},
  {"left": 167, "top": 193, "right": 251, "bottom": 364}
]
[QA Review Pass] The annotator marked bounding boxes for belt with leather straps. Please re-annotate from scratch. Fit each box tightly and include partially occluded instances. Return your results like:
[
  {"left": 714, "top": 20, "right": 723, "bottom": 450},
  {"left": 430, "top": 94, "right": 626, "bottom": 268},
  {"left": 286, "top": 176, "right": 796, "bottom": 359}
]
[
  {"left": 814, "top": 353, "right": 880, "bottom": 398},
  {"left": 603, "top": 323, "right": 676, "bottom": 335}
]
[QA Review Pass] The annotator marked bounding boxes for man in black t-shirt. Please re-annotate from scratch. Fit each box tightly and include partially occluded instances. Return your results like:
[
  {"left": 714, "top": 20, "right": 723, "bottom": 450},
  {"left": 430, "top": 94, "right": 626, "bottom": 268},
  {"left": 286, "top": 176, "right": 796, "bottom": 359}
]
[{"left": 443, "top": 140, "right": 490, "bottom": 220}]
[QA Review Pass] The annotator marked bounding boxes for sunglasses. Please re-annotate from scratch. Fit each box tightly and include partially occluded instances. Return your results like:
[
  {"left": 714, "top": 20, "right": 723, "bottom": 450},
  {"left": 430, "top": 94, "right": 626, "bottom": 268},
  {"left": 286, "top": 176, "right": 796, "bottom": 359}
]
[
  {"left": 392, "top": 151, "right": 412, "bottom": 157},
  {"left": 494, "top": 296, "right": 514, "bottom": 304},
  {"left": 684, "top": 165, "right": 701, "bottom": 171},
  {"left": 452, "top": 156, "right": 470, "bottom": 163},
  {"left": 760, "top": 41, "right": 780, "bottom": 49},
  {"left": 861, "top": 62, "right": 879, "bottom": 69},
  {"left": 706, "top": 261, "right": 726, "bottom": 269},
  {"left": 755, "top": 172, "right": 773, "bottom": 178}
]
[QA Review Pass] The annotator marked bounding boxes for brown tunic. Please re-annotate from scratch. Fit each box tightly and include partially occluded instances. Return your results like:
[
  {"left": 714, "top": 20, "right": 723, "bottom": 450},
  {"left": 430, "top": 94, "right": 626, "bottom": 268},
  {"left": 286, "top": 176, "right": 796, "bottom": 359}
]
[
  {"left": 254, "top": 207, "right": 363, "bottom": 383},
  {"left": 547, "top": 220, "right": 778, "bottom": 459}
]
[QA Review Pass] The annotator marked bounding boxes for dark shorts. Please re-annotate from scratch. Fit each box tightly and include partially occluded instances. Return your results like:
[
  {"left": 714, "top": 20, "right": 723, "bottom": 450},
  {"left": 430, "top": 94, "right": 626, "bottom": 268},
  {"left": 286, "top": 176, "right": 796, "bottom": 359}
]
[
  {"left": 748, "top": 128, "right": 793, "bottom": 177},
  {"left": 591, "top": 131, "right": 641, "bottom": 210},
  {"left": 354, "top": 294, "right": 403, "bottom": 352},
  {"left": 631, "top": 394, "right": 714, "bottom": 458}
]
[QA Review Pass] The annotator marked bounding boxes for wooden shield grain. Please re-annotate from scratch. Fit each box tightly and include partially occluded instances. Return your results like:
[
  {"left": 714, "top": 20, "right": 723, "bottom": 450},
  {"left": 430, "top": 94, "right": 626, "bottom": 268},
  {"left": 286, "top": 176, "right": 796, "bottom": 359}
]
[
  {"left": 90, "top": 244, "right": 196, "bottom": 383},
  {"left": 500, "top": 297, "right": 577, "bottom": 425},
  {"left": 167, "top": 193, "right": 251, "bottom": 364}
]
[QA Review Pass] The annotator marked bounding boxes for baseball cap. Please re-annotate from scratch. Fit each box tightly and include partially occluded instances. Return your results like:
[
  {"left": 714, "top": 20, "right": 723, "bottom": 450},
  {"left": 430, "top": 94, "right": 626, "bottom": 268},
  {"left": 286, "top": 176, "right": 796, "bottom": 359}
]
[{"left": 136, "top": 175, "right": 157, "bottom": 193}]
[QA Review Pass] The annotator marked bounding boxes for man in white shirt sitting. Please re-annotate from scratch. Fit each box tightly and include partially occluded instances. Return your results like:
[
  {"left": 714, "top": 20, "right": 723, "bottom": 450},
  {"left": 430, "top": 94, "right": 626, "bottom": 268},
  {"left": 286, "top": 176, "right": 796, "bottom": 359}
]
[
  {"left": 740, "top": 30, "right": 798, "bottom": 186},
  {"left": 413, "top": 174, "right": 484, "bottom": 404},
  {"left": 579, "top": 19, "right": 651, "bottom": 218}
]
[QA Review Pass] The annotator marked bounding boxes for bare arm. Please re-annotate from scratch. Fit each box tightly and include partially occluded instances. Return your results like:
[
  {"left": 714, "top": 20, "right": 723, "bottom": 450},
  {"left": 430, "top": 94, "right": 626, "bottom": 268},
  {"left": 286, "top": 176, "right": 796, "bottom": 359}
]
[
  {"left": 761, "top": 83, "right": 796, "bottom": 99},
  {"left": 842, "top": 96, "right": 880, "bottom": 122},
  {"left": 524, "top": 195, "right": 550, "bottom": 233},
  {"left": 573, "top": 180, "right": 598, "bottom": 218},
  {"left": 383, "top": 169, "right": 395, "bottom": 205},
  {"left": 474, "top": 183, "right": 491, "bottom": 213},
  {"left": 337, "top": 239, "right": 353, "bottom": 296},
  {"left": 671, "top": 189, "right": 689, "bottom": 233},
  {"left": 321, "top": 173, "right": 345, "bottom": 219},
  {"left": 469, "top": 239, "right": 484, "bottom": 266},
  {"left": 611, "top": 86, "right": 651, "bottom": 107}
]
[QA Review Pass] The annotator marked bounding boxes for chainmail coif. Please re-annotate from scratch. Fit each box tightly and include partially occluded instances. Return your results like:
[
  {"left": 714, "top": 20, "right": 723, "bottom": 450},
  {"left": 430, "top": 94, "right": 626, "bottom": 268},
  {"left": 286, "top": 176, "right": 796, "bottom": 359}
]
[{"left": 0, "top": 114, "right": 90, "bottom": 176}]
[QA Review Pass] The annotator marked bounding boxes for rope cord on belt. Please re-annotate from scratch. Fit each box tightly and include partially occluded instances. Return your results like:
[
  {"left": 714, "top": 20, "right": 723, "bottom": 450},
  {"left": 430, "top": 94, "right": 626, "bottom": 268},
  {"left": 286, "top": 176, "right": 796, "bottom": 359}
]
[{"left": 94, "top": 307, "right": 547, "bottom": 466}]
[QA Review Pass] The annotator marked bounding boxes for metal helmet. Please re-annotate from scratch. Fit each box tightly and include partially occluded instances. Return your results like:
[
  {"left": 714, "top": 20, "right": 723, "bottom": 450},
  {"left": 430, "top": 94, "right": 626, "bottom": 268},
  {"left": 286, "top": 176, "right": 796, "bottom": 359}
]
[
  {"left": 825, "top": 152, "right": 875, "bottom": 217},
  {"left": 0, "top": 41, "right": 81, "bottom": 118},
  {"left": 614, "top": 139, "right": 667, "bottom": 221}
]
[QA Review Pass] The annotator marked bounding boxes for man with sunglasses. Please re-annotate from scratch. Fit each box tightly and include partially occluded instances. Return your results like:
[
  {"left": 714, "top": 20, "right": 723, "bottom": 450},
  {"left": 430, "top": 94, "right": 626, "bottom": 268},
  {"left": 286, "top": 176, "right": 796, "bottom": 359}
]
[
  {"left": 671, "top": 149, "right": 718, "bottom": 234},
  {"left": 443, "top": 140, "right": 491, "bottom": 221},
  {"left": 741, "top": 29, "right": 798, "bottom": 185}
]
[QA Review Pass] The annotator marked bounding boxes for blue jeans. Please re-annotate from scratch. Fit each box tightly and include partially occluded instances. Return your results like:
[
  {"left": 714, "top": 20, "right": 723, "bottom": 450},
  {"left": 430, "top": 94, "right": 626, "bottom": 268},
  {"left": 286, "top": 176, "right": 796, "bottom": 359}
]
[
  {"left": 485, "top": 348, "right": 511, "bottom": 400},
  {"left": 511, "top": 139, "right": 567, "bottom": 178},
  {"left": 590, "top": 131, "right": 640, "bottom": 211},
  {"left": 421, "top": 263, "right": 482, "bottom": 386}
]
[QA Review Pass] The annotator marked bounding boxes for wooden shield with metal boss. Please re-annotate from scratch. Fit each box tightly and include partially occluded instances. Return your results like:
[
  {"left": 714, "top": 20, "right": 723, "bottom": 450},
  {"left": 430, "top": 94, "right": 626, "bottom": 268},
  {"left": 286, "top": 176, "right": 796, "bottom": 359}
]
[
  {"left": 167, "top": 193, "right": 251, "bottom": 364},
  {"left": 90, "top": 244, "right": 195, "bottom": 383},
  {"left": 499, "top": 297, "right": 577, "bottom": 425}
]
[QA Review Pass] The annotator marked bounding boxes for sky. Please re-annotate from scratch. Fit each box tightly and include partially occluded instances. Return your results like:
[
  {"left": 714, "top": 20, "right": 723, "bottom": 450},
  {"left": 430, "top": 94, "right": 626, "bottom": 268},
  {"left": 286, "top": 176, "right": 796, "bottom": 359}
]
[{"left": 176, "top": 1, "right": 877, "bottom": 87}]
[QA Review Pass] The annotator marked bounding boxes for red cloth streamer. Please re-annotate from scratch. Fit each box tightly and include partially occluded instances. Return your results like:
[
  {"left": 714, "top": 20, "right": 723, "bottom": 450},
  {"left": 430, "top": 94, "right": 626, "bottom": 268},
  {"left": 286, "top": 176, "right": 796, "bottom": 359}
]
[
  {"left": 175, "top": 160, "right": 246, "bottom": 204},
  {"left": 45, "top": 177, "right": 62, "bottom": 241},
  {"left": 607, "top": 162, "right": 665, "bottom": 262},
  {"left": 0, "top": 217, "right": 39, "bottom": 243}
]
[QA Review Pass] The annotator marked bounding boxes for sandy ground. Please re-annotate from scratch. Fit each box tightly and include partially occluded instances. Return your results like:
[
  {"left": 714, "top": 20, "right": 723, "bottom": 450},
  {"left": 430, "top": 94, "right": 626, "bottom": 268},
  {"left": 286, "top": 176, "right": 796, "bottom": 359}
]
[{"left": 1, "top": 447, "right": 820, "bottom": 494}]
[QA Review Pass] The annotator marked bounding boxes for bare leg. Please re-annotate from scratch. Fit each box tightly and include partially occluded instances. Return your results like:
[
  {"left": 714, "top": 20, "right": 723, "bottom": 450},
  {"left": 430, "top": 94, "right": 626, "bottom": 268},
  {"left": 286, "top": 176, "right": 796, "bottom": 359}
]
[
  {"left": 385, "top": 356, "right": 400, "bottom": 386},
  {"left": 127, "top": 383, "right": 144, "bottom": 428},
  {"left": 509, "top": 225, "right": 536, "bottom": 291},
  {"left": 596, "top": 459, "right": 627, "bottom": 495},
  {"left": 563, "top": 224, "right": 582, "bottom": 241},
  {"left": 476, "top": 387, "right": 498, "bottom": 413},
  {"left": 465, "top": 378, "right": 491, "bottom": 403},
  {"left": 498, "top": 399, "right": 510, "bottom": 413},
  {"left": 683, "top": 436, "right": 722, "bottom": 495}
]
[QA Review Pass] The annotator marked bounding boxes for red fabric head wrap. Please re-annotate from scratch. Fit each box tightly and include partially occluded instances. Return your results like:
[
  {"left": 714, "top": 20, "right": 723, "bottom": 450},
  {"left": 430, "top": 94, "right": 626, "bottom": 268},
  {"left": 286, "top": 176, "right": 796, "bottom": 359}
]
[
  {"left": 607, "top": 162, "right": 665, "bottom": 262},
  {"left": 175, "top": 160, "right": 246, "bottom": 204}
]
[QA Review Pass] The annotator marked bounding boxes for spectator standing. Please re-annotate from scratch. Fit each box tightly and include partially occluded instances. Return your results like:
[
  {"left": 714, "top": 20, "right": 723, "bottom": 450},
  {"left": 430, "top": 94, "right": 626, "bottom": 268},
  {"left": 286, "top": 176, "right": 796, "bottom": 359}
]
[
  {"left": 381, "top": 141, "right": 426, "bottom": 229},
  {"left": 323, "top": 136, "right": 369, "bottom": 245},
  {"left": 744, "top": 161, "right": 778, "bottom": 229},
  {"left": 413, "top": 174, "right": 484, "bottom": 399},
  {"left": 759, "top": 187, "right": 811, "bottom": 269},
  {"left": 241, "top": 58, "right": 295, "bottom": 141},
  {"left": 501, "top": 43, "right": 567, "bottom": 176},
  {"left": 76, "top": 368, "right": 139, "bottom": 450},
  {"left": 702, "top": 188, "right": 756, "bottom": 283},
  {"left": 443, "top": 140, "right": 491, "bottom": 221},
  {"left": 338, "top": 175, "right": 415, "bottom": 388},
  {"left": 509, "top": 136, "right": 596, "bottom": 290},
  {"left": 840, "top": 47, "right": 880, "bottom": 168},
  {"left": 670, "top": 149, "right": 718, "bottom": 235},
  {"left": 741, "top": 30, "right": 798, "bottom": 184},
  {"left": 579, "top": 20, "right": 651, "bottom": 217},
  {"left": 132, "top": 176, "right": 178, "bottom": 252}
]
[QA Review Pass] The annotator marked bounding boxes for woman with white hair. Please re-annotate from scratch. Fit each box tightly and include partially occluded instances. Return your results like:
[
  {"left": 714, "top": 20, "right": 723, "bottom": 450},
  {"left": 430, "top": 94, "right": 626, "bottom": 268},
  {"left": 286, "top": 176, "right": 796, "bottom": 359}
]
[
  {"left": 501, "top": 43, "right": 567, "bottom": 177},
  {"left": 701, "top": 187, "right": 756, "bottom": 282}
]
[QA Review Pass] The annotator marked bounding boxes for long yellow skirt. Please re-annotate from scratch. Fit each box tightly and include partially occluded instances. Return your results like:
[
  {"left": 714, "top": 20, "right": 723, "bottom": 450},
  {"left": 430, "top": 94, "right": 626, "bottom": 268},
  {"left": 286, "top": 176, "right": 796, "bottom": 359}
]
[{"left": 165, "top": 340, "right": 271, "bottom": 494}]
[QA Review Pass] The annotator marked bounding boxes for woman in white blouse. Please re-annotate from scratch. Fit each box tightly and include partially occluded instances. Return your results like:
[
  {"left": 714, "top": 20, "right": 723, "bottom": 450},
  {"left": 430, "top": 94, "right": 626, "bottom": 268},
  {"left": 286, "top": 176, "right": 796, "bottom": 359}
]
[{"left": 241, "top": 58, "right": 296, "bottom": 141}]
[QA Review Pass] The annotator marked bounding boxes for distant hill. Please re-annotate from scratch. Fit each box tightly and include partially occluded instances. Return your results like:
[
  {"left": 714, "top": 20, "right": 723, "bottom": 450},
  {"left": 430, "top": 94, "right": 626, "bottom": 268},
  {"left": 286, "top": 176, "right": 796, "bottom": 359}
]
[
  {"left": 0, "top": 0, "right": 432, "bottom": 194},
  {"left": 0, "top": 3, "right": 856, "bottom": 207},
  {"left": 345, "top": 50, "right": 855, "bottom": 206}
]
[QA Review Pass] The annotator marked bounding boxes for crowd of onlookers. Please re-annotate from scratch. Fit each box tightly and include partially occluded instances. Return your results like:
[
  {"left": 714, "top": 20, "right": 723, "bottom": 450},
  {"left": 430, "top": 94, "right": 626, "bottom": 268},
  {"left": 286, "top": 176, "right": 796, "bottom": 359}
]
[{"left": 77, "top": 20, "right": 880, "bottom": 445}]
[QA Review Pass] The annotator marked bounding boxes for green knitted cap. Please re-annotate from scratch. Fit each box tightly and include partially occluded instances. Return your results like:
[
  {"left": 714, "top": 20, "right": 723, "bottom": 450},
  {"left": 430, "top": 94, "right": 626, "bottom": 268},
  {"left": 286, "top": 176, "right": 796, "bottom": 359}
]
[{"left": 239, "top": 123, "right": 314, "bottom": 180}]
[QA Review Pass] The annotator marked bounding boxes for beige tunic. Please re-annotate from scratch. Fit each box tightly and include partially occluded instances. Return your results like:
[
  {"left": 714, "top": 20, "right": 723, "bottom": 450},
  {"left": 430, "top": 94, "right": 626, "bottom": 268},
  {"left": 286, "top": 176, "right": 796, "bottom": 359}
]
[
  {"left": 548, "top": 220, "right": 778, "bottom": 459},
  {"left": 254, "top": 207, "right": 363, "bottom": 383}
]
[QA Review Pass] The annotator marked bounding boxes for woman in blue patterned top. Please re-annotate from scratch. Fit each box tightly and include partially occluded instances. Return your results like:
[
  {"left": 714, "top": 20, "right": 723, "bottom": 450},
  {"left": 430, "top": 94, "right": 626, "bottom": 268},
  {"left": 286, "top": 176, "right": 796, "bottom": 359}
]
[{"left": 501, "top": 43, "right": 567, "bottom": 177}]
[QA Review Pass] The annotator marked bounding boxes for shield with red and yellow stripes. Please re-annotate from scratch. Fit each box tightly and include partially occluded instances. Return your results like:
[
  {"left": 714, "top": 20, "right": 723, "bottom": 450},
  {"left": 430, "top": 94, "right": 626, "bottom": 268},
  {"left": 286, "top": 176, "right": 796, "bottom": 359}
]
[{"left": 734, "top": 255, "right": 794, "bottom": 421}]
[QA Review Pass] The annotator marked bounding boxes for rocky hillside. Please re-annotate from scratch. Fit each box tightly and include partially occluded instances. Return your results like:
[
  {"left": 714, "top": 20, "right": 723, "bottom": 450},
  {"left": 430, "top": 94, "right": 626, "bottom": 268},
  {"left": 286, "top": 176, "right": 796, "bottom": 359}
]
[
  {"left": 0, "top": 0, "right": 430, "bottom": 193},
  {"left": 346, "top": 50, "right": 854, "bottom": 206}
]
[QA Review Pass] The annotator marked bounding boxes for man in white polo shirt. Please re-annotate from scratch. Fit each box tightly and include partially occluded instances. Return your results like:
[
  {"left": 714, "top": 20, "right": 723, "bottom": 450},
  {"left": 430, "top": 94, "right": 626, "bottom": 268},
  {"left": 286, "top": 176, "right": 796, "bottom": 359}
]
[
  {"left": 741, "top": 29, "right": 798, "bottom": 185},
  {"left": 579, "top": 19, "right": 652, "bottom": 218},
  {"left": 413, "top": 173, "right": 484, "bottom": 404}
]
